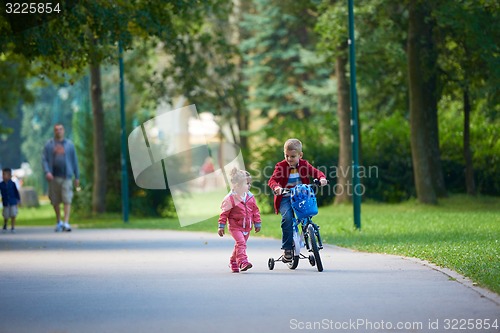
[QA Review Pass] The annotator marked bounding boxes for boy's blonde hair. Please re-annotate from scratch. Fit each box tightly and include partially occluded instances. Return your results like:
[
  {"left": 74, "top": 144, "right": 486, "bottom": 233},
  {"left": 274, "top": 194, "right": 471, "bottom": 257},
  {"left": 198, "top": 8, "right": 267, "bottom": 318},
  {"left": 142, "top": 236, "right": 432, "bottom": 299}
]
[
  {"left": 229, "top": 167, "right": 251, "bottom": 186},
  {"left": 284, "top": 138, "right": 302, "bottom": 152}
]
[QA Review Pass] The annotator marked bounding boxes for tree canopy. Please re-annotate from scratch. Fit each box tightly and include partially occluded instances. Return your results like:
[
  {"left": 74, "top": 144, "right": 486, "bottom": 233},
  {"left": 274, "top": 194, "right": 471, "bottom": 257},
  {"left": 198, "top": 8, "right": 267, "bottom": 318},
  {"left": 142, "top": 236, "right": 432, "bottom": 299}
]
[{"left": 1, "top": 0, "right": 498, "bottom": 215}]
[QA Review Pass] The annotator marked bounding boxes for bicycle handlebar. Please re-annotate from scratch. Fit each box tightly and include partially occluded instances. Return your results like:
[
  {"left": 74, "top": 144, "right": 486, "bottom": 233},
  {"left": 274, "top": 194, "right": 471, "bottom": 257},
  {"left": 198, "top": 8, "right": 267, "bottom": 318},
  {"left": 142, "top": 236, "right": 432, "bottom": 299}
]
[{"left": 279, "top": 179, "right": 329, "bottom": 195}]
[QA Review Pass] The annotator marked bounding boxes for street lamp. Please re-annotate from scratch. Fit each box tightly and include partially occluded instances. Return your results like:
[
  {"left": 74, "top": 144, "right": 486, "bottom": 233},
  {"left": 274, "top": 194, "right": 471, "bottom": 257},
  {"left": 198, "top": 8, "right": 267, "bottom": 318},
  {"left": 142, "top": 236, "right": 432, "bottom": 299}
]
[
  {"left": 119, "top": 41, "right": 129, "bottom": 223},
  {"left": 348, "top": 0, "right": 361, "bottom": 230}
]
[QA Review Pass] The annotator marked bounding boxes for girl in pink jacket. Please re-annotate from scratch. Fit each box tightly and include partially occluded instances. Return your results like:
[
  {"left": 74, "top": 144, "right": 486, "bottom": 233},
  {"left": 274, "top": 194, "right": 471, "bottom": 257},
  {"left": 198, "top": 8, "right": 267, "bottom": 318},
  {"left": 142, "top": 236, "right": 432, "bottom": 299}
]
[{"left": 218, "top": 168, "right": 262, "bottom": 273}]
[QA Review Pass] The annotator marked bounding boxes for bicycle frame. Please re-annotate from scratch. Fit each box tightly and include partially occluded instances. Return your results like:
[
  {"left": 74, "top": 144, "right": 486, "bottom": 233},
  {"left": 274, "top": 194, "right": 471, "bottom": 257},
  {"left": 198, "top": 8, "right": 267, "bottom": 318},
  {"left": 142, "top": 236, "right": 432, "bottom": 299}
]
[{"left": 292, "top": 217, "right": 323, "bottom": 253}]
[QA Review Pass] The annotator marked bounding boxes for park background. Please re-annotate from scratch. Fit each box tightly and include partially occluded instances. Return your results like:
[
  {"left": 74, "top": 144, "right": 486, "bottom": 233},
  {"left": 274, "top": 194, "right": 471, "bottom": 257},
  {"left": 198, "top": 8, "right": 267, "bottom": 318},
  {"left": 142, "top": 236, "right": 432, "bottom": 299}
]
[{"left": 0, "top": 1, "right": 498, "bottom": 293}]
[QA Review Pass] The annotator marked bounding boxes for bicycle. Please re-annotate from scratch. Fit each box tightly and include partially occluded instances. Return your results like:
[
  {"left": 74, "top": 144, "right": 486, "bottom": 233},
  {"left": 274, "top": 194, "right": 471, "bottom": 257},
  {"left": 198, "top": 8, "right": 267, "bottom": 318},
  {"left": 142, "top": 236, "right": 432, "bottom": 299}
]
[{"left": 268, "top": 179, "right": 326, "bottom": 272}]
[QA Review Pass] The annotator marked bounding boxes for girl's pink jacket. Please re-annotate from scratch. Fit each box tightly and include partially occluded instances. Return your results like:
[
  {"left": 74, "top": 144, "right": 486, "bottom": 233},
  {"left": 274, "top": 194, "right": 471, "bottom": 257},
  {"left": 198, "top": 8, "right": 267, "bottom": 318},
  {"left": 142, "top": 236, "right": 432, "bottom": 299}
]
[{"left": 218, "top": 191, "right": 262, "bottom": 232}]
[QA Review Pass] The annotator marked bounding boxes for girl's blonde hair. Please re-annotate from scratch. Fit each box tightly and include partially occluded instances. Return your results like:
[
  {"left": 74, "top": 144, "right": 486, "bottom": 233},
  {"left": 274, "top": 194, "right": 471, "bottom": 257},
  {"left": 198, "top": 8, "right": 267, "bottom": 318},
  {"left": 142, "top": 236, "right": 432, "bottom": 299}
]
[{"left": 229, "top": 167, "right": 251, "bottom": 186}]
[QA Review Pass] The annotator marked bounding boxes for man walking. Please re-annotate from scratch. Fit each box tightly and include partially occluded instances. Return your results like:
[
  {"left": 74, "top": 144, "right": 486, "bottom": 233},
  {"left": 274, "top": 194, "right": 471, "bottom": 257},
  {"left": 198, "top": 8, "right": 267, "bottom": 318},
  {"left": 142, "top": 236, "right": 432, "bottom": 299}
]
[{"left": 42, "top": 124, "right": 80, "bottom": 232}]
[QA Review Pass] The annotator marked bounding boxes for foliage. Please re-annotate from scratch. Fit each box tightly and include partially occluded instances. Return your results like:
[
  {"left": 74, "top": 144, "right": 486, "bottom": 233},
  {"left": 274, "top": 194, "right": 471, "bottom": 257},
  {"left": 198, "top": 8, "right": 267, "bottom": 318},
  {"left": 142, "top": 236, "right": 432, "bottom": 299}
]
[
  {"left": 4, "top": 0, "right": 215, "bottom": 215},
  {"left": 0, "top": 52, "right": 34, "bottom": 134},
  {"left": 316, "top": 0, "right": 408, "bottom": 121},
  {"left": 316, "top": 0, "right": 412, "bottom": 202},
  {"left": 431, "top": 0, "right": 499, "bottom": 196},
  {"left": 240, "top": 0, "right": 333, "bottom": 118},
  {"left": 1, "top": 0, "right": 207, "bottom": 71},
  {"left": 0, "top": 110, "right": 23, "bottom": 169},
  {"left": 315, "top": 0, "right": 499, "bottom": 200},
  {"left": 240, "top": 0, "right": 337, "bottom": 206},
  {"left": 20, "top": 57, "right": 174, "bottom": 217},
  {"left": 438, "top": 98, "right": 500, "bottom": 195},
  {"left": 7, "top": 0, "right": 500, "bottom": 211},
  {"left": 70, "top": 64, "right": 173, "bottom": 218},
  {"left": 434, "top": 0, "right": 499, "bottom": 110},
  {"left": 362, "top": 112, "right": 413, "bottom": 202},
  {"left": 154, "top": 0, "right": 251, "bottom": 152},
  {"left": 20, "top": 82, "right": 79, "bottom": 194}
]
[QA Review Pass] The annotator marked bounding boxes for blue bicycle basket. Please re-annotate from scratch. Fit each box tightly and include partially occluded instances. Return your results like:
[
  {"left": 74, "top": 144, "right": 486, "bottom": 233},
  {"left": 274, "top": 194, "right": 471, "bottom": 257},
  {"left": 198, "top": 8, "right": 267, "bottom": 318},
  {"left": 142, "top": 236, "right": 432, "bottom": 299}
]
[{"left": 290, "top": 184, "right": 318, "bottom": 219}]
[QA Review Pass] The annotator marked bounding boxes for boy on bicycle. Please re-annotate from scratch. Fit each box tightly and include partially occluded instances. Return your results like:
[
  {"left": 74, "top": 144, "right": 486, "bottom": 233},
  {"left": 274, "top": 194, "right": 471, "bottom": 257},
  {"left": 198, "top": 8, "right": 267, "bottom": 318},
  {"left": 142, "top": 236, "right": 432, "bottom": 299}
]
[{"left": 268, "top": 138, "right": 327, "bottom": 262}]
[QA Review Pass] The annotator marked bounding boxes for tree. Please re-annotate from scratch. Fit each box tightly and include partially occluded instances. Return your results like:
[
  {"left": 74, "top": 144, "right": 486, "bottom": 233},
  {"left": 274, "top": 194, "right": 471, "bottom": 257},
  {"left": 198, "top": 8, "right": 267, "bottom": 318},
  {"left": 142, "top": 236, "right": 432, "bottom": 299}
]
[
  {"left": 159, "top": 0, "right": 250, "bottom": 150},
  {"left": 315, "top": 0, "right": 499, "bottom": 202},
  {"left": 316, "top": 0, "right": 412, "bottom": 203},
  {"left": 315, "top": 1, "right": 352, "bottom": 204},
  {"left": 0, "top": 52, "right": 33, "bottom": 135},
  {"left": 435, "top": 0, "right": 499, "bottom": 196},
  {"left": 1, "top": 0, "right": 209, "bottom": 213},
  {"left": 407, "top": 0, "right": 447, "bottom": 204},
  {"left": 240, "top": 0, "right": 336, "bottom": 151}
]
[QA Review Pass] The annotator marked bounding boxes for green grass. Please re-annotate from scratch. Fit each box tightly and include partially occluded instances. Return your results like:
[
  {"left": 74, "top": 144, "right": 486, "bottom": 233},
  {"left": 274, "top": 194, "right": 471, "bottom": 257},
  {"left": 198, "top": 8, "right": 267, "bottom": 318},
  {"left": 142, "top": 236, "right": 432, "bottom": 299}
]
[{"left": 16, "top": 194, "right": 500, "bottom": 294}]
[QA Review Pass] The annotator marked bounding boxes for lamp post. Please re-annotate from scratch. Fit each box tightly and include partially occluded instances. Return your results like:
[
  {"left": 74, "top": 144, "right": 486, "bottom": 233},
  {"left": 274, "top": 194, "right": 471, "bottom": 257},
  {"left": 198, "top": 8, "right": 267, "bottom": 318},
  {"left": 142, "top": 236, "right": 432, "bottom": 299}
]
[
  {"left": 119, "top": 41, "right": 129, "bottom": 223},
  {"left": 348, "top": 0, "right": 361, "bottom": 229}
]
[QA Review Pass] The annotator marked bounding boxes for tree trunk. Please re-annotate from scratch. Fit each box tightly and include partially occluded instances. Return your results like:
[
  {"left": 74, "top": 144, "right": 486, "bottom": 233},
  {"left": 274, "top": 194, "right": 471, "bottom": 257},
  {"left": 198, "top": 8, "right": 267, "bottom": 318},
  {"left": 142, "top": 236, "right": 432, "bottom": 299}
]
[
  {"left": 463, "top": 87, "right": 476, "bottom": 195},
  {"left": 230, "top": 0, "right": 248, "bottom": 151},
  {"left": 334, "top": 53, "right": 352, "bottom": 204},
  {"left": 407, "top": 0, "right": 437, "bottom": 204},
  {"left": 237, "top": 106, "right": 248, "bottom": 151},
  {"left": 90, "top": 63, "right": 107, "bottom": 213}
]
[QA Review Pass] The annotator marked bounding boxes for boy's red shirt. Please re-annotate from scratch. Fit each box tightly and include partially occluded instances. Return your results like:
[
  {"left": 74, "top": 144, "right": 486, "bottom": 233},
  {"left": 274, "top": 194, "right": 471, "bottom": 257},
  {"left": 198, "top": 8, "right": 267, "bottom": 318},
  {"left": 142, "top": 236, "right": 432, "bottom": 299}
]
[{"left": 268, "top": 159, "right": 326, "bottom": 214}]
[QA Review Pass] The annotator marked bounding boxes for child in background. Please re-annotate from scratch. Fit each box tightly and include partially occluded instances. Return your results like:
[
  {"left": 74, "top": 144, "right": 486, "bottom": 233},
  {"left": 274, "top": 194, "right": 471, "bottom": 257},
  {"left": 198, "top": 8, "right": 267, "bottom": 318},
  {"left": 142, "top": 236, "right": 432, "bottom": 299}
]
[
  {"left": 0, "top": 168, "right": 21, "bottom": 233},
  {"left": 218, "top": 168, "right": 262, "bottom": 272},
  {"left": 268, "top": 138, "right": 327, "bottom": 262}
]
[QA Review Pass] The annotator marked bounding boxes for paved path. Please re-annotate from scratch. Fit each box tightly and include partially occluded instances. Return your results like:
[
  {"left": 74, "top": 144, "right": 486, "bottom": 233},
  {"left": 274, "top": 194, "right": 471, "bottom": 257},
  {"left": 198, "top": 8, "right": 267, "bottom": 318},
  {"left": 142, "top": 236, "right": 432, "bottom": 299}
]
[{"left": 0, "top": 228, "right": 498, "bottom": 333}]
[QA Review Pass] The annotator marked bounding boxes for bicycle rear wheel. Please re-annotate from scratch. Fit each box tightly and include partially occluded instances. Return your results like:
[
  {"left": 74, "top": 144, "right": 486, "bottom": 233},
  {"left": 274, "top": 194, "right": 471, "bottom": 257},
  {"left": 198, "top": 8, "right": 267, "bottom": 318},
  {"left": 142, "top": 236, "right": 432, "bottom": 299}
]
[
  {"left": 307, "top": 224, "right": 323, "bottom": 272},
  {"left": 287, "top": 255, "right": 299, "bottom": 269}
]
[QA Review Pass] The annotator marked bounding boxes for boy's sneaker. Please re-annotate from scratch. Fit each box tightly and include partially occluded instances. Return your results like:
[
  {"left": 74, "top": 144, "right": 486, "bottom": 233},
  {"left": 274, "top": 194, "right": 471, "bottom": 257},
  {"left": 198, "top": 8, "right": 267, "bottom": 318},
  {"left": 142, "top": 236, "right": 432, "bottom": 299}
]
[
  {"left": 229, "top": 261, "right": 239, "bottom": 273},
  {"left": 55, "top": 221, "right": 64, "bottom": 232},
  {"left": 283, "top": 249, "right": 293, "bottom": 263},
  {"left": 63, "top": 222, "right": 72, "bottom": 232},
  {"left": 240, "top": 262, "right": 253, "bottom": 272}
]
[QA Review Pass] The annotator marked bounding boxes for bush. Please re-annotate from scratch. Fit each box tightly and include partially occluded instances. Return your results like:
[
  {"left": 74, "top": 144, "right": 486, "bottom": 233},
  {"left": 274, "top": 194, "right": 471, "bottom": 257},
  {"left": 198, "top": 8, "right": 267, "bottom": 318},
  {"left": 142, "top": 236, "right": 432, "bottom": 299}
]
[{"left": 362, "top": 112, "right": 414, "bottom": 202}]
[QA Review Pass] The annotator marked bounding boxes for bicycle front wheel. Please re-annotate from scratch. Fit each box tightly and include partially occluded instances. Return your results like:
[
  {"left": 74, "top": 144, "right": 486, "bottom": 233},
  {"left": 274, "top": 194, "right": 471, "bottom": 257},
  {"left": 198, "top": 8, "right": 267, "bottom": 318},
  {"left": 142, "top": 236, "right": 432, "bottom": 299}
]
[{"left": 307, "top": 224, "right": 323, "bottom": 272}]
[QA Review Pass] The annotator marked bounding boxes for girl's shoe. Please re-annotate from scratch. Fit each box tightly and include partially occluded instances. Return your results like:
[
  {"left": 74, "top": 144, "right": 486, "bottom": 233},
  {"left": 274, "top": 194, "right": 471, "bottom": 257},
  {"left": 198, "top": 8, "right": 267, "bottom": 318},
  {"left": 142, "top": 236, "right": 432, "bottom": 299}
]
[
  {"left": 229, "top": 261, "right": 239, "bottom": 273},
  {"left": 240, "top": 262, "right": 253, "bottom": 272}
]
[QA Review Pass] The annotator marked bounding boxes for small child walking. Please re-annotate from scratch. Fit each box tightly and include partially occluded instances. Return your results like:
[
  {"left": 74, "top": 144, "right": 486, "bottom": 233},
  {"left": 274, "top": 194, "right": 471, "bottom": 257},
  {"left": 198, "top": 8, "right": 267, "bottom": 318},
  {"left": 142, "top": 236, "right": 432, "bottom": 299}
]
[
  {"left": 218, "top": 168, "right": 262, "bottom": 272},
  {"left": 0, "top": 168, "right": 21, "bottom": 233}
]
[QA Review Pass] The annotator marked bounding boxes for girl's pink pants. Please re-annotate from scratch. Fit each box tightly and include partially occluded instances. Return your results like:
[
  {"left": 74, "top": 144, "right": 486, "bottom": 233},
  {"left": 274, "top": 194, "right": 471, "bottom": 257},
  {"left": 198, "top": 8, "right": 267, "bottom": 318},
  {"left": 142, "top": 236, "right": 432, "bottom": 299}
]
[{"left": 229, "top": 229, "right": 250, "bottom": 265}]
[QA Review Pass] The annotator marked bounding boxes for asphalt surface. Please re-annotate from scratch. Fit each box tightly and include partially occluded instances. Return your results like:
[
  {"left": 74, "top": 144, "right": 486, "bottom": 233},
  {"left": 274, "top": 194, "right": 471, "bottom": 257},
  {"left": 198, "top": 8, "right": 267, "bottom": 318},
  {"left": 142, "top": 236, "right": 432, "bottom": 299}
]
[{"left": 0, "top": 228, "right": 498, "bottom": 333}]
